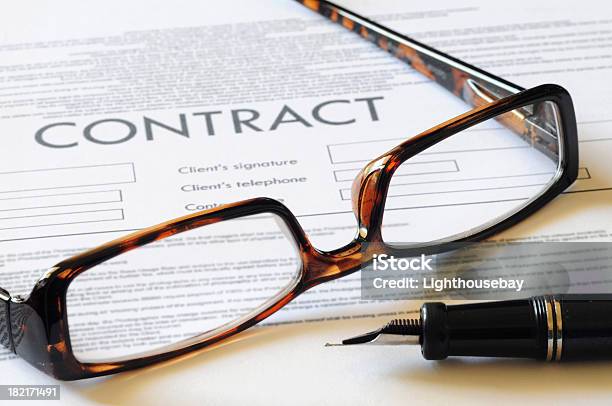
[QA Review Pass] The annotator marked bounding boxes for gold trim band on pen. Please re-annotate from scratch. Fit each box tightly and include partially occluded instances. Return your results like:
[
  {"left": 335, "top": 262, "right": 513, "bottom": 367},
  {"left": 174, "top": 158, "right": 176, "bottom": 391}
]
[
  {"left": 545, "top": 296, "right": 554, "bottom": 361},
  {"left": 554, "top": 298, "right": 563, "bottom": 361},
  {"left": 544, "top": 296, "right": 563, "bottom": 361}
]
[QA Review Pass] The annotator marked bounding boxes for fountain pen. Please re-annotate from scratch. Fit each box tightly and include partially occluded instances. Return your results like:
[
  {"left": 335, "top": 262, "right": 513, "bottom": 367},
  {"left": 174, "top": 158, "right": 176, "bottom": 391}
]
[{"left": 327, "top": 295, "right": 612, "bottom": 361}]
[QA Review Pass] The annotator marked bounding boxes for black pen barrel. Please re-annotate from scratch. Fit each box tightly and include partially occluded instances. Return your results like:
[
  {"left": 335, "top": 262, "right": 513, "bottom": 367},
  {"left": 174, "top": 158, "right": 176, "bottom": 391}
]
[{"left": 420, "top": 294, "right": 612, "bottom": 361}]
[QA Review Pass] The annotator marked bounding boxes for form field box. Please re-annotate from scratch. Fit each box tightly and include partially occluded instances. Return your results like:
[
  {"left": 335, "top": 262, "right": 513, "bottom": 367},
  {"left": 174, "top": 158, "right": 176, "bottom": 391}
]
[
  {"left": 387, "top": 173, "right": 553, "bottom": 199},
  {"left": 334, "top": 160, "right": 458, "bottom": 182},
  {"left": 328, "top": 140, "right": 399, "bottom": 164},
  {"left": 0, "top": 209, "right": 124, "bottom": 231},
  {"left": 0, "top": 163, "right": 135, "bottom": 193},
  {"left": 577, "top": 167, "right": 591, "bottom": 180},
  {"left": 340, "top": 172, "right": 554, "bottom": 200},
  {"left": 0, "top": 190, "right": 122, "bottom": 212}
]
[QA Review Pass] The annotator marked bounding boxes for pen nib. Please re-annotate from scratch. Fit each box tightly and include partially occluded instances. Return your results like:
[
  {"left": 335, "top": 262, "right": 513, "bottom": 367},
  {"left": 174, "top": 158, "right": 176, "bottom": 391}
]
[
  {"left": 342, "top": 330, "right": 382, "bottom": 345},
  {"left": 325, "top": 319, "right": 422, "bottom": 347}
]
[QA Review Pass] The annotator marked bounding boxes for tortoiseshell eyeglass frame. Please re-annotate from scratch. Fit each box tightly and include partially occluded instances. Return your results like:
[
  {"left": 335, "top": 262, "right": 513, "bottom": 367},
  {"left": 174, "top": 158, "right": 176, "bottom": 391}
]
[{"left": 0, "top": 0, "right": 578, "bottom": 380}]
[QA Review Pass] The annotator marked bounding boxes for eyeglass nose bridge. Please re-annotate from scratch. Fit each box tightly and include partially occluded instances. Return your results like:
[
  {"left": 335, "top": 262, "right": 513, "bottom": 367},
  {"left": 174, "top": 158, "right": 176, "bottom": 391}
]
[{"left": 350, "top": 154, "right": 396, "bottom": 242}]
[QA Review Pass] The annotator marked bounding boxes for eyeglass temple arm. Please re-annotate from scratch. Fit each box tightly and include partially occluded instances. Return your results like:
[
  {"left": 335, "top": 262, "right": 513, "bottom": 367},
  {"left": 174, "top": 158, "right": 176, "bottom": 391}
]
[
  {"left": 297, "top": 0, "right": 559, "bottom": 159},
  {"left": 0, "top": 287, "right": 14, "bottom": 352}
]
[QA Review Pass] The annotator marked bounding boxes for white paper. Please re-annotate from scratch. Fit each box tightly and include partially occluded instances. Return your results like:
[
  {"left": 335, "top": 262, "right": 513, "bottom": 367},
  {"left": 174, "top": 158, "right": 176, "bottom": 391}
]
[{"left": 1, "top": 0, "right": 612, "bottom": 404}]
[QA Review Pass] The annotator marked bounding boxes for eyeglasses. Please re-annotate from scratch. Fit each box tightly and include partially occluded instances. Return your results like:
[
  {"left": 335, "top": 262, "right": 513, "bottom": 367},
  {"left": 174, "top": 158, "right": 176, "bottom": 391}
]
[{"left": 0, "top": 0, "right": 578, "bottom": 380}]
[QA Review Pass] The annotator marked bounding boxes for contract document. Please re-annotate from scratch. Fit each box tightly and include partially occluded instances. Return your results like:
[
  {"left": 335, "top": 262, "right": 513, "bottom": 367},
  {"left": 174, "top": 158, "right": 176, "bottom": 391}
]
[{"left": 0, "top": 0, "right": 612, "bottom": 404}]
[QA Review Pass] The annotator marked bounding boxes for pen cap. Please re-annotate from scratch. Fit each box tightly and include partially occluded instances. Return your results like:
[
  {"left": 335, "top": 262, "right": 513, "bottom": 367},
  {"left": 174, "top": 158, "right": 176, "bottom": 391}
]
[{"left": 420, "top": 299, "right": 548, "bottom": 360}]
